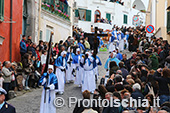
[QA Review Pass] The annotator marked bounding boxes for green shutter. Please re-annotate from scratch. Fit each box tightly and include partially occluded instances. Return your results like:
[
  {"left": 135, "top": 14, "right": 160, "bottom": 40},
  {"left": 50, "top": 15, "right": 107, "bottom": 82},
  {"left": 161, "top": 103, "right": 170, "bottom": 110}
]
[
  {"left": 86, "top": 10, "right": 91, "bottom": 21},
  {"left": 106, "top": 13, "right": 111, "bottom": 21},
  {"left": 0, "top": 0, "right": 4, "bottom": 21},
  {"left": 124, "top": 14, "right": 128, "bottom": 24},
  {"left": 167, "top": 11, "right": 170, "bottom": 33},
  {"left": 75, "top": 9, "right": 79, "bottom": 17}
]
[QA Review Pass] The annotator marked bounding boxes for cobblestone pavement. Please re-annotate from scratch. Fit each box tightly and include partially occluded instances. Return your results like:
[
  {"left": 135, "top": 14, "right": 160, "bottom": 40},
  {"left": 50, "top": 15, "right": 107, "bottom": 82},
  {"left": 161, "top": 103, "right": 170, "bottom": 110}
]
[{"left": 8, "top": 50, "right": 132, "bottom": 113}]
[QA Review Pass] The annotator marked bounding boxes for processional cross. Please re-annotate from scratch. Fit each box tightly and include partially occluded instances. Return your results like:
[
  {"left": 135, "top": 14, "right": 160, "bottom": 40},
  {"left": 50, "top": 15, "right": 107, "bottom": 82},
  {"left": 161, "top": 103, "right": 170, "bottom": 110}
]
[{"left": 84, "top": 27, "right": 108, "bottom": 54}]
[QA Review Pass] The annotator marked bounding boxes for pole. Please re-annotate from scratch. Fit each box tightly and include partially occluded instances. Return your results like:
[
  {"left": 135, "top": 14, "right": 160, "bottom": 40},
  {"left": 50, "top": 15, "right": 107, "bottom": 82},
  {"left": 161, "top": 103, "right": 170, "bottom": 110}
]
[{"left": 10, "top": 0, "right": 13, "bottom": 62}]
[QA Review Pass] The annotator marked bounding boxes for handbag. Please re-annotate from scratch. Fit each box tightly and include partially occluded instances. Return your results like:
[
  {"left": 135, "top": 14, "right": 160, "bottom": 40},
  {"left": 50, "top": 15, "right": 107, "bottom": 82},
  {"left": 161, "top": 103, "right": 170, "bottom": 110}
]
[{"left": 11, "top": 74, "right": 15, "bottom": 81}]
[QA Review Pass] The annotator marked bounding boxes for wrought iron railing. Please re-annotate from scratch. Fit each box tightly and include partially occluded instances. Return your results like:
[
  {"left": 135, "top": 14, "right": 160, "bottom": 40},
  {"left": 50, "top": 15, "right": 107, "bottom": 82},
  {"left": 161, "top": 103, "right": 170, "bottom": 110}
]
[{"left": 41, "top": 0, "right": 71, "bottom": 21}]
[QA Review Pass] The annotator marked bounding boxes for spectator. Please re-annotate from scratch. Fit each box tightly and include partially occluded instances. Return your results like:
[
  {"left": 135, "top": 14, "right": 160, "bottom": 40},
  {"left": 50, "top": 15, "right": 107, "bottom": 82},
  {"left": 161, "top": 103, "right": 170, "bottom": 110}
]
[
  {"left": 20, "top": 35, "right": 27, "bottom": 60},
  {"left": 0, "top": 72, "right": 4, "bottom": 88},
  {"left": 2, "top": 61, "right": 13, "bottom": 100},
  {"left": 53, "top": 43, "right": 59, "bottom": 55},
  {"left": 102, "top": 92, "right": 119, "bottom": 113},
  {"left": 41, "top": 50, "right": 47, "bottom": 75},
  {"left": 84, "top": 37, "right": 90, "bottom": 51},
  {"left": 22, "top": 53, "right": 32, "bottom": 90},
  {"left": 153, "top": 68, "right": 170, "bottom": 105},
  {"left": 10, "top": 62, "right": 18, "bottom": 94},
  {"left": 119, "top": 62, "right": 128, "bottom": 79}
]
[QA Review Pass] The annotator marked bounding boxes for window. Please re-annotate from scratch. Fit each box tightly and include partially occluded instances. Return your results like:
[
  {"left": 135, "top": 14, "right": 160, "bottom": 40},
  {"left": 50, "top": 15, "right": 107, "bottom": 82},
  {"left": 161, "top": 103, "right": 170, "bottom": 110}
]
[
  {"left": 106, "top": 13, "right": 111, "bottom": 21},
  {"left": 46, "top": 26, "right": 53, "bottom": 42},
  {"left": 40, "top": 30, "right": 43, "bottom": 40},
  {"left": 75, "top": 9, "right": 91, "bottom": 21},
  {"left": 124, "top": 14, "right": 128, "bottom": 24},
  {"left": 167, "top": 11, "right": 170, "bottom": 33},
  {"left": 0, "top": 0, "right": 4, "bottom": 21}
]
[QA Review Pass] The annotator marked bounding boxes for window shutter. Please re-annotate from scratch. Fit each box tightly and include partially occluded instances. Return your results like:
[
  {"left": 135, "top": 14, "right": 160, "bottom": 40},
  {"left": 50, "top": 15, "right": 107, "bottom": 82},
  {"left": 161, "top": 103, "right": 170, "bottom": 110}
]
[
  {"left": 0, "top": 0, "right": 4, "bottom": 21},
  {"left": 167, "top": 11, "right": 170, "bottom": 33},
  {"left": 75, "top": 9, "right": 79, "bottom": 17},
  {"left": 86, "top": 9, "right": 91, "bottom": 21},
  {"left": 124, "top": 14, "right": 128, "bottom": 24},
  {"left": 106, "top": 13, "right": 111, "bottom": 21}
]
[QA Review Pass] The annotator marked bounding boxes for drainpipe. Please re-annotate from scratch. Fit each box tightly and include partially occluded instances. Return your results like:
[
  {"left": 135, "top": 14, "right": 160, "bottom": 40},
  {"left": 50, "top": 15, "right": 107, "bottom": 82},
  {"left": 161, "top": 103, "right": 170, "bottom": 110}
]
[{"left": 10, "top": 0, "right": 13, "bottom": 62}]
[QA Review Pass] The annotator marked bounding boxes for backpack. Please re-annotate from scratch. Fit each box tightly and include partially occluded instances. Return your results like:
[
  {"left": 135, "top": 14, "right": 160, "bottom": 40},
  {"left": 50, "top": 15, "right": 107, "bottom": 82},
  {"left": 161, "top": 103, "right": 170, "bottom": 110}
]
[{"left": 147, "top": 84, "right": 155, "bottom": 97}]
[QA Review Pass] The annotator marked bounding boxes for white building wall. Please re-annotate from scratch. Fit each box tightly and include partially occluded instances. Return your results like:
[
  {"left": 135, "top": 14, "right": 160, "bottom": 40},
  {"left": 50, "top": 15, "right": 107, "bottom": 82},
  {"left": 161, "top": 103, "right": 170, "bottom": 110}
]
[{"left": 75, "top": 0, "right": 147, "bottom": 32}]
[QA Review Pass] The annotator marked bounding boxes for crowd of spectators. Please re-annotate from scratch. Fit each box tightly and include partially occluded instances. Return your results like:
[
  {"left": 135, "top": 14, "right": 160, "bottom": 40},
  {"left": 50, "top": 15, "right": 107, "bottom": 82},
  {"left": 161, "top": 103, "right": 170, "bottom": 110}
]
[
  {"left": 73, "top": 25, "right": 170, "bottom": 113},
  {"left": 95, "top": 17, "right": 112, "bottom": 25}
]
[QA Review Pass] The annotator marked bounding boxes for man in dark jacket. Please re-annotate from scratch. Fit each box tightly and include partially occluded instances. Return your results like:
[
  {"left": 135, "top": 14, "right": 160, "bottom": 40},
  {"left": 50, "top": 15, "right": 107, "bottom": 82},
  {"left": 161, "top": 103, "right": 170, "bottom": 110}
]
[
  {"left": 131, "top": 83, "right": 144, "bottom": 107},
  {"left": 102, "top": 92, "right": 119, "bottom": 113},
  {"left": 0, "top": 88, "right": 16, "bottom": 113},
  {"left": 20, "top": 35, "right": 27, "bottom": 60}
]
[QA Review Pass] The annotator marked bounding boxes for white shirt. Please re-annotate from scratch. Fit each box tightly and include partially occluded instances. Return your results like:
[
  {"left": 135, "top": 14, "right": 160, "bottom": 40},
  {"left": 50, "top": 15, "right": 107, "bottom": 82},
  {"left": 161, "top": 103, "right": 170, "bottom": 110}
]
[{"left": 41, "top": 54, "right": 47, "bottom": 65}]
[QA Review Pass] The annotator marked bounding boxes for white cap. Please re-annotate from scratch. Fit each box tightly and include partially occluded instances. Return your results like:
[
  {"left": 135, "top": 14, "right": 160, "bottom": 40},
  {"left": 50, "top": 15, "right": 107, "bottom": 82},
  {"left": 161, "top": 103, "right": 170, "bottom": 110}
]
[
  {"left": 48, "top": 65, "right": 54, "bottom": 70},
  {"left": 61, "top": 51, "right": 67, "bottom": 57},
  {"left": 132, "top": 83, "right": 141, "bottom": 90},
  {"left": 76, "top": 48, "right": 80, "bottom": 54},
  {"left": 0, "top": 88, "right": 7, "bottom": 95}
]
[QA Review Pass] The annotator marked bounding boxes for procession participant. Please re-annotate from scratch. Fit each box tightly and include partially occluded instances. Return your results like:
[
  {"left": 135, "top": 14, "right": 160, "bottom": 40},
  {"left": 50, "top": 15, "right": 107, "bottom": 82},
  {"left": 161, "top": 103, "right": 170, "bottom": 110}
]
[
  {"left": 124, "top": 31, "right": 129, "bottom": 49},
  {"left": 104, "top": 52, "right": 121, "bottom": 76},
  {"left": 81, "top": 52, "right": 95, "bottom": 93},
  {"left": 118, "top": 31, "right": 125, "bottom": 52},
  {"left": 109, "top": 35, "right": 116, "bottom": 53},
  {"left": 91, "top": 50, "right": 102, "bottom": 82},
  {"left": 116, "top": 47, "right": 123, "bottom": 60},
  {"left": 66, "top": 46, "right": 75, "bottom": 83},
  {"left": 54, "top": 51, "right": 67, "bottom": 95},
  {"left": 72, "top": 48, "right": 84, "bottom": 87},
  {"left": 39, "top": 65, "right": 58, "bottom": 113}
]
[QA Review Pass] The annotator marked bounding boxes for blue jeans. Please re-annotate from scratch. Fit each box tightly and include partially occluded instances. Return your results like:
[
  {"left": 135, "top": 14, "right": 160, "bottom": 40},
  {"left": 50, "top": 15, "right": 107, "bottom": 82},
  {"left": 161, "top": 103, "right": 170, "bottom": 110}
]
[
  {"left": 25, "top": 75, "right": 30, "bottom": 87},
  {"left": 159, "top": 95, "right": 170, "bottom": 105}
]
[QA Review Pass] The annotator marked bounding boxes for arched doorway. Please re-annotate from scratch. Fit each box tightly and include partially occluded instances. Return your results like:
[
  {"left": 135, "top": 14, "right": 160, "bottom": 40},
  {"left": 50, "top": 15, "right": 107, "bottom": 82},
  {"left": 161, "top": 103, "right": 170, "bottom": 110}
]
[
  {"left": 132, "top": 0, "right": 146, "bottom": 11},
  {"left": 94, "top": 10, "right": 101, "bottom": 23}
]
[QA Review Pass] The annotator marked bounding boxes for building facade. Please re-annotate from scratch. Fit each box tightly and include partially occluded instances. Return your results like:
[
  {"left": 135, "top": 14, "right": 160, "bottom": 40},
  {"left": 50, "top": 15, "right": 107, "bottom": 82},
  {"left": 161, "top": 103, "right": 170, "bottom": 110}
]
[
  {"left": 74, "top": 0, "right": 148, "bottom": 32},
  {"left": 0, "top": 0, "right": 23, "bottom": 62},
  {"left": 39, "top": 0, "right": 74, "bottom": 43},
  {"left": 146, "top": 0, "right": 170, "bottom": 42}
]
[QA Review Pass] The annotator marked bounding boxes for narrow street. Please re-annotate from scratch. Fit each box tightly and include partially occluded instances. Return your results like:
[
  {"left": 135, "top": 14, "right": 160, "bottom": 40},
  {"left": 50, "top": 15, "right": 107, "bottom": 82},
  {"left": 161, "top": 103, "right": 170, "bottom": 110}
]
[{"left": 8, "top": 50, "right": 131, "bottom": 113}]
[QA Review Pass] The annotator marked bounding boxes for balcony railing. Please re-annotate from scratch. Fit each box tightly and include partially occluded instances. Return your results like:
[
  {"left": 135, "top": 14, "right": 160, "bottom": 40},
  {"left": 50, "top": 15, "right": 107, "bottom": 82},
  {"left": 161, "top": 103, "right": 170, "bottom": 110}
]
[{"left": 41, "top": 0, "right": 71, "bottom": 21}]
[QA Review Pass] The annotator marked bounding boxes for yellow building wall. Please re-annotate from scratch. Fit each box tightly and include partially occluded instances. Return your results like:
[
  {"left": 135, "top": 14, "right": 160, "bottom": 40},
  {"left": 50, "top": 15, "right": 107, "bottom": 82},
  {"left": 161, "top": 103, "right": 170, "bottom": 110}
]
[{"left": 40, "top": 18, "right": 71, "bottom": 43}]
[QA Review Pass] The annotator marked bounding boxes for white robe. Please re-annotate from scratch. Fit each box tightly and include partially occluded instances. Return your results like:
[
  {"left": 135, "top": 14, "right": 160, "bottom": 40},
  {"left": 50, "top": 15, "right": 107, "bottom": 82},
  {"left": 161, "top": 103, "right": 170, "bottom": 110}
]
[
  {"left": 55, "top": 68, "right": 65, "bottom": 92},
  {"left": 119, "top": 39, "right": 124, "bottom": 51},
  {"left": 66, "top": 63, "right": 74, "bottom": 81},
  {"left": 66, "top": 54, "right": 74, "bottom": 81},
  {"left": 40, "top": 78, "right": 56, "bottom": 113},
  {"left": 81, "top": 57, "right": 96, "bottom": 92},
  {"left": 109, "top": 37, "right": 116, "bottom": 52},
  {"left": 74, "top": 56, "right": 84, "bottom": 85}
]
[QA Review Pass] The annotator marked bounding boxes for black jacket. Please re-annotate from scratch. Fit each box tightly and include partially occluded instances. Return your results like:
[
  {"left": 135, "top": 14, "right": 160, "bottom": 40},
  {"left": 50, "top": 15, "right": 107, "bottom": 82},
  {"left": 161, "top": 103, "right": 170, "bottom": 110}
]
[
  {"left": 0, "top": 102, "right": 16, "bottom": 113},
  {"left": 153, "top": 71, "right": 170, "bottom": 95}
]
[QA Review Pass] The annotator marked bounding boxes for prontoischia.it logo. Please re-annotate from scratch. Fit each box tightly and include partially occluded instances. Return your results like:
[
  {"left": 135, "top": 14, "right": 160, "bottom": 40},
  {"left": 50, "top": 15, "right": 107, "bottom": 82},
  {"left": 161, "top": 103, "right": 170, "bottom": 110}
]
[{"left": 54, "top": 97, "right": 160, "bottom": 108}]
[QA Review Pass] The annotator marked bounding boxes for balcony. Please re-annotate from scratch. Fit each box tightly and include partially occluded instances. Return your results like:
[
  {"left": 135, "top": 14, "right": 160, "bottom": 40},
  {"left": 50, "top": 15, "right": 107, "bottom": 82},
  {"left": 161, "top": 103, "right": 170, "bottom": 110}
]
[{"left": 41, "top": 0, "right": 71, "bottom": 21}]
